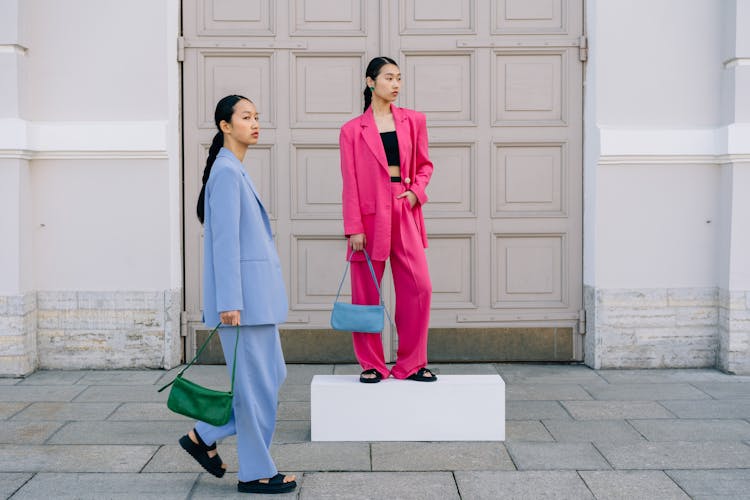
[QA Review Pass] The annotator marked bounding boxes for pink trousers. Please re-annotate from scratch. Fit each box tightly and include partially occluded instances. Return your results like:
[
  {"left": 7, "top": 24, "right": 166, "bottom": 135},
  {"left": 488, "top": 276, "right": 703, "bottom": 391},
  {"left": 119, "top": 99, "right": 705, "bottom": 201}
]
[{"left": 351, "top": 184, "right": 432, "bottom": 379}]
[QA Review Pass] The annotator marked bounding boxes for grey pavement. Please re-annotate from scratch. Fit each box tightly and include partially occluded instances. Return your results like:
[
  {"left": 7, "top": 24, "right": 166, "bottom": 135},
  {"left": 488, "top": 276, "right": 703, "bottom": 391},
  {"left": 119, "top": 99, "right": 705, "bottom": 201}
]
[{"left": 1, "top": 363, "right": 750, "bottom": 499}]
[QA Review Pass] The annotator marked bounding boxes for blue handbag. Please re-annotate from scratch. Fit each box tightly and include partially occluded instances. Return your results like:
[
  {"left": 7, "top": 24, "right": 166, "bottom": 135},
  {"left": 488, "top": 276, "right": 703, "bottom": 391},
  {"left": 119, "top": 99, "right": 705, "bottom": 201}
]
[{"left": 331, "top": 249, "right": 393, "bottom": 333}]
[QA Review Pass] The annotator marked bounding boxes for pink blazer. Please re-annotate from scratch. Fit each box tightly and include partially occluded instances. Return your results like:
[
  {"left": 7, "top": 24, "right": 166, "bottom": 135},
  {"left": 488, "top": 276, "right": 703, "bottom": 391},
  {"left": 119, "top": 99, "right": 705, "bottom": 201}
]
[{"left": 339, "top": 105, "right": 434, "bottom": 261}]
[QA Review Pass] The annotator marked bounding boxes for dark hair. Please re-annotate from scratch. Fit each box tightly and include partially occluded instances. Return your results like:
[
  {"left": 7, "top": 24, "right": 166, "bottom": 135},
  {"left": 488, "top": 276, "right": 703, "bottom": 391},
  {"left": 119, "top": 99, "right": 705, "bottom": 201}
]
[
  {"left": 363, "top": 56, "right": 398, "bottom": 112},
  {"left": 196, "top": 94, "right": 251, "bottom": 224}
]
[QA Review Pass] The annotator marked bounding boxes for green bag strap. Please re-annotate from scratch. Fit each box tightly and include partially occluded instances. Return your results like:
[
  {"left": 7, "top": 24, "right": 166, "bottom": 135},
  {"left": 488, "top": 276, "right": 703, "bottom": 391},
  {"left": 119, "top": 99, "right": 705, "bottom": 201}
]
[{"left": 158, "top": 322, "right": 239, "bottom": 393}]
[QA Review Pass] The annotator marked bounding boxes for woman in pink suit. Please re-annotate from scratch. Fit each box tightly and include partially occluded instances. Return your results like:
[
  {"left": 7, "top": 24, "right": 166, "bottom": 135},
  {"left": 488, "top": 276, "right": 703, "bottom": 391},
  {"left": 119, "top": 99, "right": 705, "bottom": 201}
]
[{"left": 339, "top": 56, "right": 436, "bottom": 383}]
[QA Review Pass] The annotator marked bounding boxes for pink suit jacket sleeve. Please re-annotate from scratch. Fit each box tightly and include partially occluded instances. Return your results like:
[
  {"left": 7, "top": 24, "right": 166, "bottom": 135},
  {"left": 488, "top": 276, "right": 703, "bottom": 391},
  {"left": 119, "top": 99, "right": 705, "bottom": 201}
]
[
  {"left": 407, "top": 111, "right": 433, "bottom": 205},
  {"left": 339, "top": 124, "right": 364, "bottom": 236}
]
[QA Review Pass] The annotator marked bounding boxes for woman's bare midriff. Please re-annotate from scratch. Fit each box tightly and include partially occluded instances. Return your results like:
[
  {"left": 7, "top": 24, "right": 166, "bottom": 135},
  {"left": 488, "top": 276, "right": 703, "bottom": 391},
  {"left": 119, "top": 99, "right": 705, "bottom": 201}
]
[{"left": 389, "top": 165, "right": 400, "bottom": 177}]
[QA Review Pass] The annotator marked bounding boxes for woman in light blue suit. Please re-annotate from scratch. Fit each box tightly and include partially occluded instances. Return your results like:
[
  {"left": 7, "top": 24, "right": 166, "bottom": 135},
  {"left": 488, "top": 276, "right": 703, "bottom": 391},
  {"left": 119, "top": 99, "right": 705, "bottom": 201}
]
[{"left": 178, "top": 95, "right": 296, "bottom": 495}]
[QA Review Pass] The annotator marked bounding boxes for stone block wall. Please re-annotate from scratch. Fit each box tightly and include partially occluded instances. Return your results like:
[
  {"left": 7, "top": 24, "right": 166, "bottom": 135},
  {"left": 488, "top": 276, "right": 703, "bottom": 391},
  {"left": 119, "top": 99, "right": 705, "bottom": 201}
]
[
  {"left": 719, "top": 290, "right": 750, "bottom": 374},
  {"left": 0, "top": 292, "right": 38, "bottom": 376}
]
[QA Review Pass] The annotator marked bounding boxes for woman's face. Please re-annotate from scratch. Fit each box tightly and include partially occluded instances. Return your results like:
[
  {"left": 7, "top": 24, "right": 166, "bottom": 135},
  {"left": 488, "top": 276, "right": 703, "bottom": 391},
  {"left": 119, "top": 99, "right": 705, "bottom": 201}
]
[
  {"left": 224, "top": 99, "right": 260, "bottom": 146},
  {"left": 369, "top": 64, "right": 401, "bottom": 103}
]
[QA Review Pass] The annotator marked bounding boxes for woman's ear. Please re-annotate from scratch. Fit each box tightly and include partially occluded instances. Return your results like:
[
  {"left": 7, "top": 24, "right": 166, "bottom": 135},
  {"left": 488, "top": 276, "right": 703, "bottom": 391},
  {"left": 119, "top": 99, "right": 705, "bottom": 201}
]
[{"left": 219, "top": 119, "right": 232, "bottom": 135}]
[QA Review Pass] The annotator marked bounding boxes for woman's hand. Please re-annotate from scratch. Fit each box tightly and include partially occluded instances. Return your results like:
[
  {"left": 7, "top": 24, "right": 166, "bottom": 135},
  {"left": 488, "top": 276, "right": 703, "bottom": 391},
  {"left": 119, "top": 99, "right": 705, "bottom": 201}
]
[
  {"left": 396, "top": 190, "right": 418, "bottom": 208},
  {"left": 220, "top": 310, "right": 241, "bottom": 326},
  {"left": 349, "top": 233, "right": 366, "bottom": 251}
]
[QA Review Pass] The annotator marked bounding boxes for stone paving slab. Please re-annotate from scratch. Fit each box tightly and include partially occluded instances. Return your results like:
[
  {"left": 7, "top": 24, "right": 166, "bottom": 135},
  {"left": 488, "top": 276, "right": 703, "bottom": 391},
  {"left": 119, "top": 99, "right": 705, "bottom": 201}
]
[
  {"left": 629, "top": 419, "right": 750, "bottom": 442},
  {"left": 429, "top": 363, "right": 500, "bottom": 375},
  {"left": 454, "top": 471, "right": 594, "bottom": 500},
  {"left": 505, "top": 443, "right": 611, "bottom": 470},
  {"left": 155, "top": 365, "right": 229, "bottom": 390},
  {"left": 300, "top": 472, "right": 458, "bottom": 500},
  {"left": 507, "top": 401, "right": 572, "bottom": 420},
  {"left": 496, "top": 364, "right": 607, "bottom": 385},
  {"left": 0, "top": 473, "right": 32, "bottom": 499},
  {"left": 505, "top": 421, "right": 554, "bottom": 442},
  {"left": 371, "top": 442, "right": 513, "bottom": 471},
  {"left": 0, "top": 402, "right": 28, "bottom": 420},
  {"left": 278, "top": 384, "right": 310, "bottom": 402},
  {"left": 76, "top": 370, "right": 166, "bottom": 386},
  {"left": 16, "top": 371, "right": 87, "bottom": 385},
  {"left": 0, "top": 386, "right": 87, "bottom": 402},
  {"left": 596, "top": 369, "right": 750, "bottom": 384},
  {"left": 73, "top": 385, "right": 168, "bottom": 403},
  {"left": 278, "top": 401, "right": 310, "bottom": 421},
  {"left": 10, "top": 472, "right": 198, "bottom": 500},
  {"left": 659, "top": 399, "right": 750, "bottom": 419},
  {"left": 690, "top": 381, "right": 750, "bottom": 399},
  {"left": 332, "top": 364, "right": 364, "bottom": 375},
  {"left": 143, "top": 444, "right": 238, "bottom": 473},
  {"left": 11, "top": 402, "right": 119, "bottom": 421},
  {"left": 0, "top": 378, "right": 21, "bottom": 385},
  {"left": 561, "top": 401, "right": 675, "bottom": 420},
  {"left": 0, "top": 445, "right": 158, "bottom": 472},
  {"left": 579, "top": 470, "right": 689, "bottom": 500},
  {"left": 272, "top": 442, "right": 371, "bottom": 472},
  {"left": 273, "top": 420, "right": 311, "bottom": 444},
  {"left": 541, "top": 419, "right": 645, "bottom": 443},
  {"left": 506, "top": 384, "right": 593, "bottom": 401},
  {"left": 666, "top": 469, "right": 750, "bottom": 499},
  {"left": 47, "top": 421, "right": 190, "bottom": 445},
  {"left": 285, "top": 365, "right": 334, "bottom": 385},
  {"left": 107, "top": 402, "right": 190, "bottom": 421},
  {"left": 596, "top": 441, "right": 750, "bottom": 469},
  {"left": 0, "top": 421, "right": 63, "bottom": 444},
  {"left": 582, "top": 383, "right": 711, "bottom": 401},
  {"left": 192, "top": 471, "right": 303, "bottom": 499}
]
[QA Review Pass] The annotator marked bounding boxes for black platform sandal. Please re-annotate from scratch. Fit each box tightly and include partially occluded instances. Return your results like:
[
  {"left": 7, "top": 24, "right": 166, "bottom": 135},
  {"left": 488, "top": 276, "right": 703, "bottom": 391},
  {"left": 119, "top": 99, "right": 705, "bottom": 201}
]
[
  {"left": 407, "top": 367, "right": 438, "bottom": 382},
  {"left": 359, "top": 368, "right": 383, "bottom": 383},
  {"left": 179, "top": 429, "right": 226, "bottom": 478},
  {"left": 238, "top": 473, "right": 297, "bottom": 494}
]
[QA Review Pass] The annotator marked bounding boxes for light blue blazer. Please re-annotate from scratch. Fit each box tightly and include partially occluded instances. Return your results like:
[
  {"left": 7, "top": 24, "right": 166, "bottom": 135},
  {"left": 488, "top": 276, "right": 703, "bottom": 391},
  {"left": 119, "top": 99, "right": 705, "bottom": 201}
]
[{"left": 202, "top": 147, "right": 288, "bottom": 326}]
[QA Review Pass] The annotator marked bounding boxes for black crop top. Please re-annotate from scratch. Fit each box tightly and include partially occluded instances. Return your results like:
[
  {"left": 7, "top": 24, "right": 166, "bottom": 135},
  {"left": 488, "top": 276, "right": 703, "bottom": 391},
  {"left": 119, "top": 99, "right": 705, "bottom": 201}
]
[{"left": 379, "top": 131, "right": 400, "bottom": 166}]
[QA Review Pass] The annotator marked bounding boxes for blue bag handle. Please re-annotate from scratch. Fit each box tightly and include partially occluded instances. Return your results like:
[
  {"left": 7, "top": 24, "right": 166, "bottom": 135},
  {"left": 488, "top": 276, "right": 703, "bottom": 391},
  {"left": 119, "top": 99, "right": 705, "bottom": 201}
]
[{"left": 333, "top": 248, "right": 393, "bottom": 328}]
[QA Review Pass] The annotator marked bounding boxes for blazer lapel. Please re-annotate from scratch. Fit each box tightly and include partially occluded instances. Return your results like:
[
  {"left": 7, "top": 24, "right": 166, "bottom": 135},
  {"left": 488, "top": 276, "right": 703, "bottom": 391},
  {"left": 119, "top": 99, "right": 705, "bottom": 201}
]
[
  {"left": 392, "top": 105, "right": 411, "bottom": 175},
  {"left": 360, "top": 107, "right": 390, "bottom": 174}
]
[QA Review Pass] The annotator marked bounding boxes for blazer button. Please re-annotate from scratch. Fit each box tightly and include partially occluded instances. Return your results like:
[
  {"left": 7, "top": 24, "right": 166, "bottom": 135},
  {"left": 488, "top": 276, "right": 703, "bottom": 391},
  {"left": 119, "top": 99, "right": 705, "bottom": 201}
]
[{"left": 404, "top": 177, "right": 411, "bottom": 184}]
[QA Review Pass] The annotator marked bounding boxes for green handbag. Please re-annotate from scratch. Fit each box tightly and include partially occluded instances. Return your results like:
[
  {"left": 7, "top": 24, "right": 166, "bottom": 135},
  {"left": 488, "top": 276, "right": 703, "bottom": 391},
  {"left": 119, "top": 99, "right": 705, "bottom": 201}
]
[{"left": 157, "top": 323, "right": 239, "bottom": 427}]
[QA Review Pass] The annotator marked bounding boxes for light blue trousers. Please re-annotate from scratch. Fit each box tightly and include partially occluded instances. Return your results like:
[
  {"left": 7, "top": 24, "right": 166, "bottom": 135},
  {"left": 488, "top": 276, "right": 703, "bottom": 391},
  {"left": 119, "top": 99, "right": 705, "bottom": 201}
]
[{"left": 194, "top": 324, "right": 287, "bottom": 482}]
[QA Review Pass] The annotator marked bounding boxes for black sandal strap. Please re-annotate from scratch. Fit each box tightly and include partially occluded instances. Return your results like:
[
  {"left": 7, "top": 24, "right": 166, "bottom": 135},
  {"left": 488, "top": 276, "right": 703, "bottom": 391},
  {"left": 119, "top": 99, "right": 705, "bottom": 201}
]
[{"left": 192, "top": 429, "right": 216, "bottom": 451}]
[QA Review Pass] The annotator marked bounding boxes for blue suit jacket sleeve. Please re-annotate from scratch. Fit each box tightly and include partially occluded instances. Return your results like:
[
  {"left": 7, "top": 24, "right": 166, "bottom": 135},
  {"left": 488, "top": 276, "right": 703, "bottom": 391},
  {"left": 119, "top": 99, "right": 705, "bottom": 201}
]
[{"left": 208, "top": 166, "right": 244, "bottom": 313}]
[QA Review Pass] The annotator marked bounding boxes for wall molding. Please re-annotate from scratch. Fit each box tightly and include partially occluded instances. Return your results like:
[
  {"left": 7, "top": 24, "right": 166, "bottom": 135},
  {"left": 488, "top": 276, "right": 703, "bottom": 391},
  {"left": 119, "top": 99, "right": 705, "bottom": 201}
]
[
  {"left": 599, "top": 154, "right": 750, "bottom": 166},
  {"left": 599, "top": 124, "right": 750, "bottom": 158}
]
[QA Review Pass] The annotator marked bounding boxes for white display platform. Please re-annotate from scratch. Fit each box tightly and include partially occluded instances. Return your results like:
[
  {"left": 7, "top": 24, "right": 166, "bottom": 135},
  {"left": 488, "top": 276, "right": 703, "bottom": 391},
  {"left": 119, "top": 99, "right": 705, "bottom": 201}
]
[{"left": 310, "top": 374, "right": 505, "bottom": 441}]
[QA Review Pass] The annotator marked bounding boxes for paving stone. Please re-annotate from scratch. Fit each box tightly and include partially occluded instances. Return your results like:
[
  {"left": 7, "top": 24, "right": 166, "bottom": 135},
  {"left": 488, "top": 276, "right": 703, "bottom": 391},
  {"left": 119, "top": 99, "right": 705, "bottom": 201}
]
[
  {"left": 630, "top": 419, "right": 750, "bottom": 441},
  {"left": 497, "top": 364, "right": 607, "bottom": 385},
  {"left": 47, "top": 421, "right": 189, "bottom": 445},
  {"left": 11, "top": 472, "right": 198, "bottom": 499},
  {"left": 278, "top": 384, "right": 310, "bottom": 402},
  {"left": 579, "top": 470, "right": 689, "bottom": 500},
  {"left": 507, "top": 401, "right": 572, "bottom": 420},
  {"left": 428, "top": 363, "right": 500, "bottom": 375},
  {"left": 76, "top": 370, "right": 166, "bottom": 385},
  {"left": 0, "top": 386, "right": 86, "bottom": 402},
  {"left": 272, "top": 442, "right": 371, "bottom": 471},
  {"left": 193, "top": 471, "right": 303, "bottom": 499},
  {"left": 11, "top": 402, "right": 119, "bottom": 421},
  {"left": 690, "top": 382, "right": 750, "bottom": 399},
  {"left": 507, "top": 384, "right": 592, "bottom": 401},
  {"left": 155, "top": 365, "right": 230, "bottom": 390},
  {"left": 0, "top": 445, "right": 157, "bottom": 472},
  {"left": 17, "top": 371, "right": 87, "bottom": 385},
  {"left": 277, "top": 401, "right": 310, "bottom": 421},
  {"left": 667, "top": 469, "right": 750, "bottom": 499},
  {"left": 542, "top": 419, "right": 645, "bottom": 443},
  {"left": 596, "top": 369, "right": 750, "bottom": 384},
  {"left": 0, "top": 421, "right": 63, "bottom": 444},
  {"left": 0, "top": 473, "right": 32, "bottom": 499},
  {"left": 596, "top": 441, "right": 750, "bottom": 469},
  {"left": 562, "top": 401, "right": 675, "bottom": 420},
  {"left": 107, "top": 402, "right": 190, "bottom": 421},
  {"left": 583, "top": 383, "right": 711, "bottom": 401},
  {"left": 371, "top": 442, "right": 513, "bottom": 471},
  {"left": 143, "top": 444, "right": 237, "bottom": 473},
  {"left": 0, "top": 402, "right": 28, "bottom": 420},
  {"left": 285, "top": 364, "right": 334, "bottom": 384},
  {"left": 505, "top": 443, "right": 611, "bottom": 470},
  {"left": 300, "top": 472, "right": 459, "bottom": 500},
  {"left": 332, "top": 364, "right": 366, "bottom": 375},
  {"left": 455, "top": 471, "right": 593, "bottom": 500},
  {"left": 273, "top": 420, "right": 311, "bottom": 444},
  {"left": 73, "top": 385, "right": 169, "bottom": 402},
  {"left": 505, "top": 421, "right": 554, "bottom": 442},
  {"left": 0, "top": 378, "right": 21, "bottom": 385},
  {"left": 660, "top": 399, "right": 750, "bottom": 419}
]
